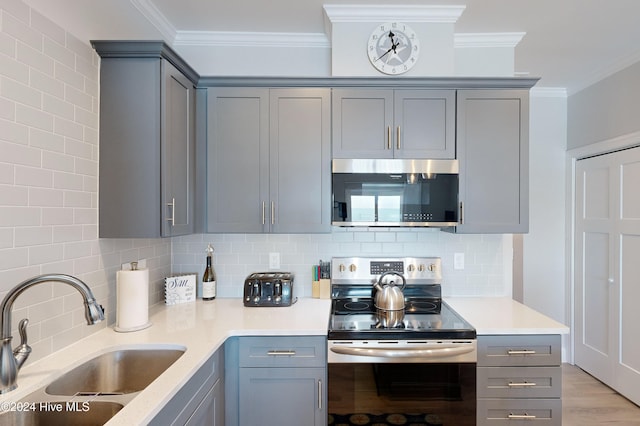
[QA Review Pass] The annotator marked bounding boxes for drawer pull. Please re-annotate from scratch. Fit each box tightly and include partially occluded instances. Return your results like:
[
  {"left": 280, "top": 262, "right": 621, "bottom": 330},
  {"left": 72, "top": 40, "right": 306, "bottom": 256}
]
[
  {"left": 508, "top": 381, "right": 537, "bottom": 387},
  {"left": 267, "top": 350, "right": 296, "bottom": 356},
  {"left": 507, "top": 349, "right": 537, "bottom": 355},
  {"left": 508, "top": 413, "right": 536, "bottom": 420}
]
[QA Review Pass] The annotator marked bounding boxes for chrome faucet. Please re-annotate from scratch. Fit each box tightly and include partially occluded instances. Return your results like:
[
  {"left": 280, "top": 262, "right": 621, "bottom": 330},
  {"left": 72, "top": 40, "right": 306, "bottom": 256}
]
[{"left": 0, "top": 274, "right": 104, "bottom": 394}]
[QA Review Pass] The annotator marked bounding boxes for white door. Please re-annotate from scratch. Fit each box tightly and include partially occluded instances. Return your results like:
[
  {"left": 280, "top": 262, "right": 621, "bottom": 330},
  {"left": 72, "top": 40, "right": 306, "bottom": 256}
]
[{"left": 574, "top": 146, "right": 640, "bottom": 405}]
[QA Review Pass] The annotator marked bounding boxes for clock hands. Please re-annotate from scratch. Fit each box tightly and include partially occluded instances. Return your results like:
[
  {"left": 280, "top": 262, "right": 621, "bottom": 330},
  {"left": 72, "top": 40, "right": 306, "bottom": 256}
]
[{"left": 375, "top": 30, "right": 401, "bottom": 62}]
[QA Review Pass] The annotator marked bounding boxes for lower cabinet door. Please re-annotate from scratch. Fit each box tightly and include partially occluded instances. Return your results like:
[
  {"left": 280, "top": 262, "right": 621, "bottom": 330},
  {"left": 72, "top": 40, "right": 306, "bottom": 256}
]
[
  {"left": 185, "top": 378, "right": 224, "bottom": 426},
  {"left": 477, "top": 398, "right": 561, "bottom": 426},
  {"left": 239, "top": 367, "right": 326, "bottom": 426}
]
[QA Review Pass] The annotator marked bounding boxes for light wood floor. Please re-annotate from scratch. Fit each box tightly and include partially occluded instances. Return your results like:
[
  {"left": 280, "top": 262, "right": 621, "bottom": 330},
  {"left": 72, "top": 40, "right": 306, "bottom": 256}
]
[{"left": 563, "top": 363, "right": 640, "bottom": 425}]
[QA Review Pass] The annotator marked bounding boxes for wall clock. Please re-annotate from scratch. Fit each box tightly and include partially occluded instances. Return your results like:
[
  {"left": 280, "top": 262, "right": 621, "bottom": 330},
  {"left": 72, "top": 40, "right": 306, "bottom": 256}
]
[{"left": 367, "top": 22, "right": 420, "bottom": 75}]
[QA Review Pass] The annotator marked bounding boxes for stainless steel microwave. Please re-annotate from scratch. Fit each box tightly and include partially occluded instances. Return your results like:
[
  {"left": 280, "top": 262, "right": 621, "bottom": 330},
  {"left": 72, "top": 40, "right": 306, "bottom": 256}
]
[{"left": 332, "top": 159, "right": 459, "bottom": 227}]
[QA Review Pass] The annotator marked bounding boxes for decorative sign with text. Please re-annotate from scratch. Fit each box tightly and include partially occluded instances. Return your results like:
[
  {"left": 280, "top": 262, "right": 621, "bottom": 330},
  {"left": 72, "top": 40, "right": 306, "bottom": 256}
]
[{"left": 164, "top": 274, "right": 197, "bottom": 305}]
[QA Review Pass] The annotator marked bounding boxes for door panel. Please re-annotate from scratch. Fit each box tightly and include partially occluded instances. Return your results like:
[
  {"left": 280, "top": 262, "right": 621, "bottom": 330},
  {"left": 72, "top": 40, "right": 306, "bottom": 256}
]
[{"left": 574, "top": 145, "right": 640, "bottom": 406}]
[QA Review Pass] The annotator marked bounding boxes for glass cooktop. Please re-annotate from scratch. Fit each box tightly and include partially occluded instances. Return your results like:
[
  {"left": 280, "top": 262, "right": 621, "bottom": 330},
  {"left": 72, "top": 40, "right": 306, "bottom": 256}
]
[{"left": 328, "top": 300, "right": 476, "bottom": 340}]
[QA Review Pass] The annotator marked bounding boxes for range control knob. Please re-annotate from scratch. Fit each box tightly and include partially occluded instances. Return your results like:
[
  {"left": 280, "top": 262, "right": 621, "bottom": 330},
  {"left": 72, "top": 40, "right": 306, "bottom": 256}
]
[
  {"left": 407, "top": 264, "right": 415, "bottom": 272},
  {"left": 349, "top": 264, "right": 357, "bottom": 272},
  {"left": 339, "top": 264, "right": 346, "bottom": 272},
  {"left": 428, "top": 263, "right": 436, "bottom": 272},
  {"left": 418, "top": 264, "right": 425, "bottom": 272}
]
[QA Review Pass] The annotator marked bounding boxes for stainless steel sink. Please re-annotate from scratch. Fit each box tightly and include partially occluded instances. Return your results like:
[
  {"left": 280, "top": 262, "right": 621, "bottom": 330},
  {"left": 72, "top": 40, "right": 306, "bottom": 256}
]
[
  {"left": 45, "top": 348, "right": 185, "bottom": 396},
  {"left": 0, "top": 401, "right": 123, "bottom": 425}
]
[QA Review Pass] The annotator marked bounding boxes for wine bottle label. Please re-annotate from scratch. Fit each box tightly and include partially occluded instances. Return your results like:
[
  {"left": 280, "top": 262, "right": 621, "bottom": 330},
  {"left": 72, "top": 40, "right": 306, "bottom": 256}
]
[{"left": 203, "top": 280, "right": 216, "bottom": 298}]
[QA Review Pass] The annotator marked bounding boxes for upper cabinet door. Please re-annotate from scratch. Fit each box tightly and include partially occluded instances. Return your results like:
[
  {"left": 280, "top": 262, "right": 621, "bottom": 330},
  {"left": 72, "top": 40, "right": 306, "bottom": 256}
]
[
  {"left": 393, "top": 90, "right": 455, "bottom": 159},
  {"left": 454, "top": 90, "right": 529, "bottom": 233},
  {"left": 95, "top": 46, "right": 196, "bottom": 238},
  {"left": 332, "top": 89, "right": 394, "bottom": 158},
  {"left": 163, "top": 61, "right": 195, "bottom": 237},
  {"left": 332, "top": 88, "right": 454, "bottom": 159},
  {"left": 269, "top": 89, "right": 331, "bottom": 233},
  {"left": 207, "top": 88, "right": 269, "bottom": 233}
]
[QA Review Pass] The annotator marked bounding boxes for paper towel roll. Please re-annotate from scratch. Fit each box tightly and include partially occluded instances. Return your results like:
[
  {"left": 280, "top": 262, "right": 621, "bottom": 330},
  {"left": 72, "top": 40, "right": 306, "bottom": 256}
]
[{"left": 115, "top": 268, "right": 151, "bottom": 332}]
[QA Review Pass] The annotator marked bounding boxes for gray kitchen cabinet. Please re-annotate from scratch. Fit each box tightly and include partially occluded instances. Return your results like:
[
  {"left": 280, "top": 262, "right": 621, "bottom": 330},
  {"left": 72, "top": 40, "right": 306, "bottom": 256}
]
[
  {"left": 93, "top": 41, "right": 196, "bottom": 238},
  {"left": 332, "top": 88, "right": 455, "bottom": 159},
  {"left": 207, "top": 87, "right": 331, "bottom": 233},
  {"left": 476, "top": 334, "right": 562, "bottom": 426},
  {"left": 225, "top": 335, "right": 327, "bottom": 426},
  {"left": 150, "top": 346, "right": 224, "bottom": 426},
  {"left": 453, "top": 90, "right": 529, "bottom": 233}
]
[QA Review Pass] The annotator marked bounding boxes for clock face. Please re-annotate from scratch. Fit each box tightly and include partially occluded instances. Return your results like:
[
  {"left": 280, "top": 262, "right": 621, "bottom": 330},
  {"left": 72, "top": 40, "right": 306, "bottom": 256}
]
[{"left": 367, "top": 22, "right": 420, "bottom": 75}]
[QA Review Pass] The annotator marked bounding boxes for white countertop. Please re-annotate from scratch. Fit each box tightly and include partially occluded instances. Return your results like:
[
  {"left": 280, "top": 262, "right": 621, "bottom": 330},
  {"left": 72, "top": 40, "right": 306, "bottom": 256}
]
[
  {"left": 446, "top": 297, "right": 570, "bottom": 335},
  {"left": 0, "top": 296, "right": 569, "bottom": 424}
]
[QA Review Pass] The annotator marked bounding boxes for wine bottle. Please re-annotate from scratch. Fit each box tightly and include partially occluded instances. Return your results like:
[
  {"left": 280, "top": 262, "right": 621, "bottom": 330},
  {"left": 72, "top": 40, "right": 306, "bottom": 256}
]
[{"left": 202, "top": 244, "right": 216, "bottom": 300}]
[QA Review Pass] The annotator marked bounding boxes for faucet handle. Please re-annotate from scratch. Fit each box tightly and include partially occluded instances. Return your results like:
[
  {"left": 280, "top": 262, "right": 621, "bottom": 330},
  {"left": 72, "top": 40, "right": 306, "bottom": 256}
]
[{"left": 13, "top": 318, "right": 32, "bottom": 370}]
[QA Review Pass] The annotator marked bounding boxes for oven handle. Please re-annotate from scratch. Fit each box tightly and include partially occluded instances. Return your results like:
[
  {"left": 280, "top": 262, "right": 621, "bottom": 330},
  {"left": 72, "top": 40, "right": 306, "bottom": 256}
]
[{"left": 330, "top": 344, "right": 475, "bottom": 358}]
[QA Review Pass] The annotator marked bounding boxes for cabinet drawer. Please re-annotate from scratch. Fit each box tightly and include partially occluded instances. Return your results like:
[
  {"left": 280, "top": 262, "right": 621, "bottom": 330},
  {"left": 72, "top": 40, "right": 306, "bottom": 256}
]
[
  {"left": 478, "top": 335, "right": 561, "bottom": 367},
  {"left": 477, "top": 398, "right": 561, "bottom": 426},
  {"left": 477, "top": 367, "right": 561, "bottom": 398},
  {"left": 239, "top": 336, "right": 326, "bottom": 368}
]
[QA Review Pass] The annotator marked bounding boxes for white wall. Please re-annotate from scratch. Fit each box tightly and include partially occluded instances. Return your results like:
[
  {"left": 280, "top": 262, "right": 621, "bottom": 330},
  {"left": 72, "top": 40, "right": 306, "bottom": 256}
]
[
  {"left": 523, "top": 92, "right": 567, "bottom": 323},
  {"left": 0, "top": 0, "right": 170, "bottom": 363}
]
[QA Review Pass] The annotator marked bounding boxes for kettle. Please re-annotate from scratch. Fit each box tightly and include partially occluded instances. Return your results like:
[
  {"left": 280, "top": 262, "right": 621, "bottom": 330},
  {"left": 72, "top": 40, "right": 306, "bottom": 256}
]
[{"left": 373, "top": 271, "right": 406, "bottom": 311}]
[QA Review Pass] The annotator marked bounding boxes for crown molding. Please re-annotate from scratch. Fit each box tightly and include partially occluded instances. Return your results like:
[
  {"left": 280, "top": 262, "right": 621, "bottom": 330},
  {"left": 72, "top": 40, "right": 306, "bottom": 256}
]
[
  {"left": 174, "top": 31, "right": 330, "bottom": 48},
  {"left": 323, "top": 5, "right": 466, "bottom": 23},
  {"left": 455, "top": 32, "right": 526, "bottom": 48},
  {"left": 130, "top": 0, "right": 177, "bottom": 43}
]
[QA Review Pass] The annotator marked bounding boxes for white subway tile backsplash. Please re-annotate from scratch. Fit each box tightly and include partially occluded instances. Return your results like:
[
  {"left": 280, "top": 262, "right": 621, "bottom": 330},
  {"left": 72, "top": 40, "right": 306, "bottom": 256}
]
[
  {"left": 0, "top": 247, "right": 28, "bottom": 270},
  {"left": 1, "top": 0, "right": 30, "bottom": 24},
  {"left": 42, "top": 150, "right": 74, "bottom": 172},
  {"left": 53, "top": 170, "right": 83, "bottom": 190},
  {"left": 0, "top": 183, "right": 28, "bottom": 205},
  {"left": 28, "top": 243, "right": 63, "bottom": 264},
  {"left": 53, "top": 115, "right": 83, "bottom": 139},
  {"left": 14, "top": 225, "right": 52, "bottom": 246},
  {"left": 0, "top": 206, "right": 40, "bottom": 226},
  {"left": 1, "top": 74, "right": 41, "bottom": 107},
  {"left": 0, "top": 31, "right": 16, "bottom": 57},
  {"left": 29, "top": 9, "right": 65, "bottom": 46},
  {"left": 54, "top": 61, "right": 84, "bottom": 91},
  {"left": 0, "top": 118, "right": 30, "bottom": 146},
  {"left": 1, "top": 10, "right": 42, "bottom": 50},
  {"left": 42, "top": 207, "right": 73, "bottom": 225},
  {"left": 28, "top": 187, "right": 63, "bottom": 206},
  {"left": 15, "top": 165, "right": 53, "bottom": 187},
  {"left": 17, "top": 40, "right": 54, "bottom": 75},
  {"left": 16, "top": 103, "right": 53, "bottom": 131},
  {"left": 173, "top": 231, "right": 511, "bottom": 299},
  {"left": 42, "top": 37, "right": 74, "bottom": 66},
  {"left": 42, "top": 93, "right": 74, "bottom": 120},
  {"left": 30, "top": 127, "right": 65, "bottom": 152}
]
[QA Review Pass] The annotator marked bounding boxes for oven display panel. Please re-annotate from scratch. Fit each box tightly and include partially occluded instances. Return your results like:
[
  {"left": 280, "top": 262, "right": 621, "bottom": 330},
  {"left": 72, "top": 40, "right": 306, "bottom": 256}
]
[{"left": 370, "top": 261, "right": 404, "bottom": 275}]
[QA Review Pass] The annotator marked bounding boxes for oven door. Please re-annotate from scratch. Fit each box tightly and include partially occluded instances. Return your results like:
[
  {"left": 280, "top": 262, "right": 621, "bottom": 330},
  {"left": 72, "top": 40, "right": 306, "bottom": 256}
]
[{"left": 328, "top": 340, "right": 477, "bottom": 426}]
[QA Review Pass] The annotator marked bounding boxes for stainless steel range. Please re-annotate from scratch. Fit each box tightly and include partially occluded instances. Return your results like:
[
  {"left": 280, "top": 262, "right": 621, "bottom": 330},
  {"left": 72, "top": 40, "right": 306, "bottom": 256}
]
[{"left": 327, "top": 257, "right": 477, "bottom": 426}]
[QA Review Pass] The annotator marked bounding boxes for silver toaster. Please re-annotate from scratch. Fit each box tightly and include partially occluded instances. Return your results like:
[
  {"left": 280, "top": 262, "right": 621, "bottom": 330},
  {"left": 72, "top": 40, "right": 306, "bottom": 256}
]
[{"left": 243, "top": 272, "right": 294, "bottom": 307}]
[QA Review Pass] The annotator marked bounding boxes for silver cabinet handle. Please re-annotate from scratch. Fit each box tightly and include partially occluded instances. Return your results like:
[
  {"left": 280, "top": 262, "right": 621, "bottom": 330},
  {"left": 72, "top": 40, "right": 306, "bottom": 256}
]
[
  {"left": 396, "top": 126, "right": 401, "bottom": 150},
  {"left": 318, "top": 379, "right": 322, "bottom": 410},
  {"left": 508, "top": 349, "right": 537, "bottom": 355},
  {"left": 167, "top": 197, "right": 175, "bottom": 226},
  {"left": 387, "top": 126, "right": 391, "bottom": 150},
  {"left": 267, "top": 350, "right": 296, "bottom": 356},
  {"left": 508, "top": 413, "right": 537, "bottom": 420},
  {"left": 271, "top": 201, "right": 275, "bottom": 225},
  {"left": 459, "top": 201, "right": 464, "bottom": 225},
  {"left": 508, "top": 382, "right": 537, "bottom": 387},
  {"left": 262, "top": 201, "right": 266, "bottom": 225}
]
